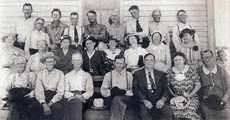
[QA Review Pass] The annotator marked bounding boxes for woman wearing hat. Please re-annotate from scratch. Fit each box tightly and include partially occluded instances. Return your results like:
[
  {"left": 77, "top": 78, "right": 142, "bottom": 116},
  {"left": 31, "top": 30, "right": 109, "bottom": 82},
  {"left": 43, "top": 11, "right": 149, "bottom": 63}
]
[
  {"left": 124, "top": 35, "right": 148, "bottom": 71},
  {"left": 35, "top": 52, "right": 65, "bottom": 120},
  {"left": 4, "top": 56, "right": 38, "bottom": 120},
  {"left": 198, "top": 50, "right": 230, "bottom": 120},
  {"left": 178, "top": 28, "right": 201, "bottom": 65},
  {"left": 146, "top": 32, "right": 171, "bottom": 72},
  {"left": 26, "top": 40, "right": 48, "bottom": 73},
  {"left": 167, "top": 52, "right": 201, "bottom": 120}
]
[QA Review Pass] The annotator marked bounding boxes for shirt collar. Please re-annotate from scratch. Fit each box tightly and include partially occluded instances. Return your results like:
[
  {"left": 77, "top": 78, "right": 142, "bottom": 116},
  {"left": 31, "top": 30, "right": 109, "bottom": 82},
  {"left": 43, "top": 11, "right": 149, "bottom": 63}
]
[{"left": 202, "top": 65, "right": 217, "bottom": 75}]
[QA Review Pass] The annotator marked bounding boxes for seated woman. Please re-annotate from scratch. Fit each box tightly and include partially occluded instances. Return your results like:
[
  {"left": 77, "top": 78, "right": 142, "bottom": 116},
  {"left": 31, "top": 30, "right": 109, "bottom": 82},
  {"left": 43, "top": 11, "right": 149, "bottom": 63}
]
[
  {"left": 63, "top": 51, "right": 94, "bottom": 120},
  {"left": 146, "top": 32, "right": 171, "bottom": 72},
  {"left": 124, "top": 35, "right": 147, "bottom": 71},
  {"left": 167, "top": 52, "right": 201, "bottom": 120},
  {"left": 24, "top": 17, "right": 50, "bottom": 56},
  {"left": 107, "top": 13, "right": 126, "bottom": 49},
  {"left": 35, "top": 52, "right": 65, "bottom": 120},
  {"left": 5, "top": 56, "right": 38, "bottom": 120},
  {"left": 26, "top": 40, "right": 48, "bottom": 73},
  {"left": 178, "top": 28, "right": 201, "bottom": 66},
  {"left": 104, "top": 38, "right": 122, "bottom": 61},
  {"left": 54, "top": 35, "right": 79, "bottom": 74}
]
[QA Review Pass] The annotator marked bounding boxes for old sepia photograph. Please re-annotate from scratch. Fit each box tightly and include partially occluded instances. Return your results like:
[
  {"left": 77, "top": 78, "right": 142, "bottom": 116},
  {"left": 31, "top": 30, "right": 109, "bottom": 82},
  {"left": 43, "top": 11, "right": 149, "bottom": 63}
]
[{"left": 0, "top": 0, "right": 229, "bottom": 120}]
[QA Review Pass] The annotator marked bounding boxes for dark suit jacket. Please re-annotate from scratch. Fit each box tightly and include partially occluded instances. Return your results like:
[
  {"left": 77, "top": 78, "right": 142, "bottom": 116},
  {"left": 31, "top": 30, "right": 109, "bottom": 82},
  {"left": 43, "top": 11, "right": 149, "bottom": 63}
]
[{"left": 133, "top": 67, "right": 168, "bottom": 104}]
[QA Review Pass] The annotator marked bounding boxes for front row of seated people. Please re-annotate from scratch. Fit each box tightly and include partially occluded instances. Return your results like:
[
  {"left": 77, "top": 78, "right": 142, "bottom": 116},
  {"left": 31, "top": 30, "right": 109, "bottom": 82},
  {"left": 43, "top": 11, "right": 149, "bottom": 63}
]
[{"left": 3, "top": 48, "right": 230, "bottom": 120}]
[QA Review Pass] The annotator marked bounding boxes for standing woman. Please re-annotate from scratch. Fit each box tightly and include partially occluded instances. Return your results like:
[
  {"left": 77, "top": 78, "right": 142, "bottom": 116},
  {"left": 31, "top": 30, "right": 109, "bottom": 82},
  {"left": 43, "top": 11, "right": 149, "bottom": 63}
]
[
  {"left": 54, "top": 35, "right": 79, "bottom": 74},
  {"left": 24, "top": 17, "right": 50, "bottom": 56},
  {"left": 167, "top": 52, "right": 201, "bottom": 120},
  {"left": 26, "top": 40, "right": 48, "bottom": 73},
  {"left": 107, "top": 13, "right": 126, "bottom": 49},
  {"left": 146, "top": 32, "right": 171, "bottom": 72}
]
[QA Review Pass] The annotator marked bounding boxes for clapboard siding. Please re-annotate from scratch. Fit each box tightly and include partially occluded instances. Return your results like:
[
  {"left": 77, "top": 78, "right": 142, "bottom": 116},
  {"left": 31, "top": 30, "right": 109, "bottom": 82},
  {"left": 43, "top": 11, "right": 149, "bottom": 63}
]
[{"left": 121, "top": 0, "right": 208, "bottom": 49}]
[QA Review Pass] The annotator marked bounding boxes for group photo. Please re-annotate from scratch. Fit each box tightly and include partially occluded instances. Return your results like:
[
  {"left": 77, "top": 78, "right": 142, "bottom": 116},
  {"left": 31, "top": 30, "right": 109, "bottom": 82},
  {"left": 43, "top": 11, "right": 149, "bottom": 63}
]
[{"left": 0, "top": 0, "right": 229, "bottom": 120}]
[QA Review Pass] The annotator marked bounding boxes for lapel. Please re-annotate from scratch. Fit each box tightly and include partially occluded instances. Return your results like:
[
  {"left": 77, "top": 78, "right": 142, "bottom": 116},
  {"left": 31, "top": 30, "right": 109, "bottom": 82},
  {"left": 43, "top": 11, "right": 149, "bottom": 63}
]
[
  {"left": 153, "top": 69, "right": 161, "bottom": 86},
  {"left": 140, "top": 68, "right": 148, "bottom": 88}
]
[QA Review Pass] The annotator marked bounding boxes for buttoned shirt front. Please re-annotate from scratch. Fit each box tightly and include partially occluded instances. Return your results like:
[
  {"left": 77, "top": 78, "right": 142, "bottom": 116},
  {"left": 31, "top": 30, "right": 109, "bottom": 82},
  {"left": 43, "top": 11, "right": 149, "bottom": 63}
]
[
  {"left": 64, "top": 24, "right": 82, "bottom": 45},
  {"left": 64, "top": 69, "right": 94, "bottom": 100},
  {"left": 84, "top": 23, "right": 107, "bottom": 42},
  {"left": 145, "top": 69, "right": 155, "bottom": 90},
  {"left": 126, "top": 17, "right": 148, "bottom": 38}
]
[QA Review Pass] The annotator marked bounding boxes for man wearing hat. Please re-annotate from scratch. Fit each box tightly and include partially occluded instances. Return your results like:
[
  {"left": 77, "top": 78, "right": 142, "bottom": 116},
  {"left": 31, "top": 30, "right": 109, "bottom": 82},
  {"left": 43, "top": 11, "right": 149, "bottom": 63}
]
[
  {"left": 35, "top": 52, "right": 65, "bottom": 120},
  {"left": 63, "top": 51, "right": 94, "bottom": 120},
  {"left": 198, "top": 50, "right": 230, "bottom": 120}
]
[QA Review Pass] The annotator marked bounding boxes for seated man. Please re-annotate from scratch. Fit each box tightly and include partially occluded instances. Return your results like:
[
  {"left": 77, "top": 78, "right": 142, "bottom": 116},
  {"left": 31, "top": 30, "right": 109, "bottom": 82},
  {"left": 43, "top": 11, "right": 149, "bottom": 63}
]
[
  {"left": 198, "top": 50, "right": 230, "bottom": 120},
  {"left": 133, "top": 53, "right": 169, "bottom": 120},
  {"left": 101, "top": 55, "right": 133, "bottom": 120},
  {"left": 63, "top": 51, "right": 94, "bottom": 120},
  {"left": 35, "top": 52, "right": 65, "bottom": 120}
]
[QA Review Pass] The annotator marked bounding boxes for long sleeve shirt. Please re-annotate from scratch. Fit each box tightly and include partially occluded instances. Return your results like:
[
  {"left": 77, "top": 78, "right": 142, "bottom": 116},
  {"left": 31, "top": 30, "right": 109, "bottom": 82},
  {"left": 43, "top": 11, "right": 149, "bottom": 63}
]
[
  {"left": 64, "top": 69, "right": 94, "bottom": 100},
  {"left": 125, "top": 17, "right": 148, "bottom": 38},
  {"left": 63, "top": 24, "right": 83, "bottom": 45},
  {"left": 84, "top": 23, "right": 107, "bottom": 43},
  {"left": 35, "top": 69, "right": 65, "bottom": 104},
  {"left": 101, "top": 69, "right": 133, "bottom": 97}
]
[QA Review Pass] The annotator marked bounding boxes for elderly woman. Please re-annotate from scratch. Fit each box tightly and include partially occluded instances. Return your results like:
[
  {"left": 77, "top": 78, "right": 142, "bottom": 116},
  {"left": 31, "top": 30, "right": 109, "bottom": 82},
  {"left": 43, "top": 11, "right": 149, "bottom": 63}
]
[
  {"left": 172, "top": 10, "right": 200, "bottom": 55},
  {"left": 4, "top": 56, "right": 37, "bottom": 120},
  {"left": 146, "top": 32, "right": 171, "bottom": 72},
  {"left": 1, "top": 34, "right": 25, "bottom": 69},
  {"left": 107, "top": 13, "right": 126, "bottom": 48},
  {"left": 198, "top": 50, "right": 230, "bottom": 120},
  {"left": 54, "top": 35, "right": 78, "bottom": 74},
  {"left": 24, "top": 17, "right": 50, "bottom": 56},
  {"left": 35, "top": 52, "right": 65, "bottom": 120},
  {"left": 167, "top": 52, "right": 201, "bottom": 120},
  {"left": 26, "top": 40, "right": 48, "bottom": 73},
  {"left": 124, "top": 35, "right": 147, "bottom": 71}
]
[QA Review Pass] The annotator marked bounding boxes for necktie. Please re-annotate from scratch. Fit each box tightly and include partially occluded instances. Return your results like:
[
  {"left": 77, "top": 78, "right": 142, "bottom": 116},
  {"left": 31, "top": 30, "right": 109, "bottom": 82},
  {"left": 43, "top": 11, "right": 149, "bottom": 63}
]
[
  {"left": 148, "top": 72, "right": 156, "bottom": 90},
  {"left": 136, "top": 19, "right": 143, "bottom": 32},
  {"left": 74, "top": 26, "right": 79, "bottom": 44}
]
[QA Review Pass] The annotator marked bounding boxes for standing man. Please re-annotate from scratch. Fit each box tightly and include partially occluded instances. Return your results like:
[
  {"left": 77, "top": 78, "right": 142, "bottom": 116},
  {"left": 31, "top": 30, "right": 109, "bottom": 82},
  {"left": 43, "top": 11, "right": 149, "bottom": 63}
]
[
  {"left": 101, "top": 55, "right": 133, "bottom": 120},
  {"left": 133, "top": 53, "right": 170, "bottom": 120},
  {"left": 84, "top": 10, "right": 107, "bottom": 46},
  {"left": 198, "top": 50, "right": 230, "bottom": 120},
  {"left": 126, "top": 5, "right": 149, "bottom": 48},
  {"left": 46, "top": 8, "right": 67, "bottom": 50},
  {"left": 148, "top": 9, "right": 169, "bottom": 45},
  {"left": 14, "top": 3, "right": 36, "bottom": 50},
  {"left": 64, "top": 12, "right": 83, "bottom": 49}
]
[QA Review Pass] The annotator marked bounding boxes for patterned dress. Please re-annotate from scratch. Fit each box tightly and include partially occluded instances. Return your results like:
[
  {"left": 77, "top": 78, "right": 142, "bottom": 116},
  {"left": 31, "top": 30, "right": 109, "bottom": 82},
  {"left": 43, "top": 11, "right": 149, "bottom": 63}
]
[{"left": 167, "top": 65, "right": 201, "bottom": 120}]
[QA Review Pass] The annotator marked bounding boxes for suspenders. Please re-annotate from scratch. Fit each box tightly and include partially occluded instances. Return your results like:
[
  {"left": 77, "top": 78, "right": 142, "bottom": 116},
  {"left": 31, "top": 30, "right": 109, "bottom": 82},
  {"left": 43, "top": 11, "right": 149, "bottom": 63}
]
[{"left": 109, "top": 71, "right": 130, "bottom": 90}]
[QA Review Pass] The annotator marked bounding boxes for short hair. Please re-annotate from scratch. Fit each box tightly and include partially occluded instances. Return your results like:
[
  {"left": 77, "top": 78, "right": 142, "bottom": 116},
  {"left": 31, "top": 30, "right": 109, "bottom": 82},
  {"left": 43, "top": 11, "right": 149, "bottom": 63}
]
[
  {"left": 87, "top": 10, "right": 97, "bottom": 16},
  {"left": 128, "top": 5, "right": 139, "bottom": 11},
  {"left": 51, "top": 8, "right": 62, "bottom": 16},
  {"left": 108, "top": 15, "right": 120, "bottom": 25},
  {"left": 177, "top": 9, "right": 186, "bottom": 16},
  {"left": 115, "top": 55, "right": 126, "bottom": 62},
  {"left": 179, "top": 29, "right": 196, "bottom": 39},
  {"left": 60, "top": 35, "right": 72, "bottom": 44},
  {"left": 152, "top": 9, "right": 161, "bottom": 16},
  {"left": 35, "top": 17, "right": 45, "bottom": 24},
  {"left": 172, "top": 52, "right": 187, "bottom": 66},
  {"left": 126, "top": 35, "right": 140, "bottom": 46},
  {"left": 201, "top": 50, "right": 214, "bottom": 59},
  {"left": 144, "top": 53, "right": 155, "bottom": 60},
  {"left": 23, "top": 3, "right": 33, "bottom": 10},
  {"left": 70, "top": 12, "right": 79, "bottom": 16},
  {"left": 151, "top": 32, "right": 162, "bottom": 41}
]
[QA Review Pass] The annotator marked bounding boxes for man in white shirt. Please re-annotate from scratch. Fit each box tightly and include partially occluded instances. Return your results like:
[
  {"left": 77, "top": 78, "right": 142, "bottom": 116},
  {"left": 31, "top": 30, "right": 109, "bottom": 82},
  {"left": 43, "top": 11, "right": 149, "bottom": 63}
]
[
  {"left": 14, "top": 3, "right": 36, "bottom": 50},
  {"left": 101, "top": 55, "right": 134, "bottom": 120},
  {"left": 148, "top": 9, "right": 169, "bottom": 45},
  {"left": 64, "top": 12, "right": 83, "bottom": 49},
  {"left": 126, "top": 5, "right": 149, "bottom": 48},
  {"left": 63, "top": 51, "right": 93, "bottom": 120}
]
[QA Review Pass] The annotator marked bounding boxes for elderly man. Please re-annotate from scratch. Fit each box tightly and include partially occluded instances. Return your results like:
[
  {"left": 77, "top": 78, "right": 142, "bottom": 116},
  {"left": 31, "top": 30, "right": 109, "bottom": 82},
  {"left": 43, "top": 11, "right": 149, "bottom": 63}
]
[
  {"left": 198, "top": 50, "right": 230, "bottom": 120},
  {"left": 64, "top": 12, "right": 83, "bottom": 49},
  {"left": 101, "top": 55, "right": 133, "bottom": 120},
  {"left": 133, "top": 53, "right": 170, "bottom": 120},
  {"left": 14, "top": 3, "right": 36, "bottom": 50},
  {"left": 148, "top": 9, "right": 169, "bottom": 44},
  {"left": 63, "top": 51, "right": 94, "bottom": 120},
  {"left": 84, "top": 10, "right": 107, "bottom": 45},
  {"left": 35, "top": 52, "right": 65, "bottom": 120},
  {"left": 126, "top": 5, "right": 149, "bottom": 48}
]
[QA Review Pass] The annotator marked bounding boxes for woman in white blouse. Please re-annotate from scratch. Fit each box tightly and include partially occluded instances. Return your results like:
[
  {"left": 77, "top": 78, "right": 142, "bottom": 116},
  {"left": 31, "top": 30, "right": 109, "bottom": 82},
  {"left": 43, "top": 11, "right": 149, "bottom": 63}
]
[
  {"left": 124, "top": 35, "right": 147, "bottom": 71},
  {"left": 146, "top": 32, "right": 171, "bottom": 72}
]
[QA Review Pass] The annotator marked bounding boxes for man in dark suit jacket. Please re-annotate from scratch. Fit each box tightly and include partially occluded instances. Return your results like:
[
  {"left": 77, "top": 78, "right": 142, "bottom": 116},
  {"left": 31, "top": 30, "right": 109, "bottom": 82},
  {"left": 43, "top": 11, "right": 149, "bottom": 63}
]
[{"left": 133, "top": 53, "right": 170, "bottom": 120}]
